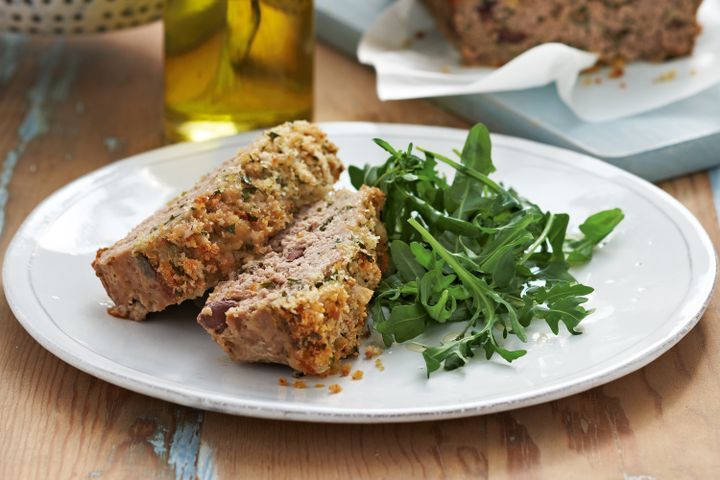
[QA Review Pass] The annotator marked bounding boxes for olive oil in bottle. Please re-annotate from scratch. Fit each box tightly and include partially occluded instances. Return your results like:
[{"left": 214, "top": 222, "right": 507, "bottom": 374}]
[{"left": 164, "top": 0, "right": 314, "bottom": 142}]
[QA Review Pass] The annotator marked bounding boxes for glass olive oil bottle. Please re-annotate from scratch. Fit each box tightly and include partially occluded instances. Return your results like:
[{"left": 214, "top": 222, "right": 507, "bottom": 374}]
[{"left": 164, "top": 0, "right": 314, "bottom": 142}]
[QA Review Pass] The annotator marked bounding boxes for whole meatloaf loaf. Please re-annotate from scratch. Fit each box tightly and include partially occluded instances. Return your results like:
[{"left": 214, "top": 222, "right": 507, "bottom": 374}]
[
  {"left": 198, "top": 186, "right": 387, "bottom": 376},
  {"left": 423, "top": 0, "right": 703, "bottom": 66},
  {"left": 93, "top": 121, "right": 343, "bottom": 321}
]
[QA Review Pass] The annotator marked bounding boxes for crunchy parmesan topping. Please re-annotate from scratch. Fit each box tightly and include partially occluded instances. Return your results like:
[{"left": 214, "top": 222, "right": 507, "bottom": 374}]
[
  {"left": 653, "top": 69, "right": 678, "bottom": 84},
  {"left": 340, "top": 364, "right": 352, "bottom": 377},
  {"left": 328, "top": 384, "right": 342, "bottom": 394},
  {"left": 293, "top": 380, "right": 307, "bottom": 389},
  {"left": 351, "top": 370, "right": 364, "bottom": 381}
]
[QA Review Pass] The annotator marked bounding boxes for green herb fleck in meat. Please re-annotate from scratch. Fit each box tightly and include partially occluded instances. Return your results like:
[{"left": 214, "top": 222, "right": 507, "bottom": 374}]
[{"left": 241, "top": 176, "right": 258, "bottom": 200}]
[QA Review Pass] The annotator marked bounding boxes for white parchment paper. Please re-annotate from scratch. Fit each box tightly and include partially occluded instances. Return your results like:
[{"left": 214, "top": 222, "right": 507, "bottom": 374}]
[{"left": 358, "top": 0, "right": 720, "bottom": 122}]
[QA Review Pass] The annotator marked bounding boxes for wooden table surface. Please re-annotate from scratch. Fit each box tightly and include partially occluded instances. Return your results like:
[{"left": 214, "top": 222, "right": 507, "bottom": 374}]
[{"left": 1, "top": 24, "right": 719, "bottom": 480}]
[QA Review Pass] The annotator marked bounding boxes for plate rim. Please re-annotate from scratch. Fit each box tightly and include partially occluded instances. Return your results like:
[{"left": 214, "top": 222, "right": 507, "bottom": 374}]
[{"left": 3, "top": 121, "right": 717, "bottom": 423}]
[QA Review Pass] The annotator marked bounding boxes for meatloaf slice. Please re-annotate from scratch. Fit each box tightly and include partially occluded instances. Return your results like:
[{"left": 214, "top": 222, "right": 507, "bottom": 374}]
[
  {"left": 198, "top": 186, "right": 387, "bottom": 376},
  {"left": 93, "top": 121, "right": 343, "bottom": 321},
  {"left": 423, "top": 0, "right": 703, "bottom": 66}
]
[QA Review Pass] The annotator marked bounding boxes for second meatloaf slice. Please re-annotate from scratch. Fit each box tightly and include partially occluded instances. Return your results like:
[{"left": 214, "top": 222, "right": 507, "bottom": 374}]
[
  {"left": 198, "top": 186, "right": 387, "bottom": 376},
  {"left": 92, "top": 121, "right": 343, "bottom": 320}
]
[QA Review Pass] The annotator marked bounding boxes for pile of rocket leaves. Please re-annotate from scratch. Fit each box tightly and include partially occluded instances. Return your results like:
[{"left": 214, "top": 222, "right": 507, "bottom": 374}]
[{"left": 349, "top": 124, "right": 624, "bottom": 376}]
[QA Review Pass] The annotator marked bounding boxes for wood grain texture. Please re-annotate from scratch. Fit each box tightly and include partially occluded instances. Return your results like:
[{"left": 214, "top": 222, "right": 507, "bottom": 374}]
[
  {"left": 1, "top": 23, "right": 719, "bottom": 479},
  {"left": 0, "top": 25, "right": 202, "bottom": 480}
]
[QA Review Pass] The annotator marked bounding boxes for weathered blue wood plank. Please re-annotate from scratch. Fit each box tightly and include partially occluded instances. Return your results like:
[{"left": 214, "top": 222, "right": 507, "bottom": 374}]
[
  {"left": 707, "top": 167, "right": 720, "bottom": 223},
  {"left": 0, "top": 34, "right": 25, "bottom": 85},
  {"left": 168, "top": 411, "right": 204, "bottom": 480},
  {"left": 0, "top": 39, "right": 63, "bottom": 235}
]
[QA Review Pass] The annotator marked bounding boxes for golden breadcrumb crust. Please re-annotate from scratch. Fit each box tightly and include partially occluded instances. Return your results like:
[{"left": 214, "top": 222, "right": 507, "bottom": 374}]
[{"left": 93, "top": 121, "right": 343, "bottom": 320}]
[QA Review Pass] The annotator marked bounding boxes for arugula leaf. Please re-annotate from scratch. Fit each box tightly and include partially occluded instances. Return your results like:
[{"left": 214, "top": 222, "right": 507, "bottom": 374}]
[
  {"left": 531, "top": 282, "right": 594, "bottom": 334},
  {"left": 355, "top": 123, "right": 623, "bottom": 375},
  {"left": 419, "top": 269, "right": 458, "bottom": 322},
  {"left": 547, "top": 213, "right": 570, "bottom": 262},
  {"left": 422, "top": 340, "right": 472, "bottom": 375},
  {"left": 567, "top": 209, "right": 624, "bottom": 264},
  {"left": 390, "top": 240, "right": 425, "bottom": 282},
  {"left": 460, "top": 123, "right": 495, "bottom": 175},
  {"left": 376, "top": 303, "right": 428, "bottom": 343},
  {"left": 409, "top": 241, "right": 434, "bottom": 269},
  {"left": 580, "top": 208, "right": 624, "bottom": 241},
  {"left": 348, "top": 165, "right": 365, "bottom": 189},
  {"left": 445, "top": 124, "right": 494, "bottom": 218},
  {"left": 494, "top": 345, "right": 527, "bottom": 362}
]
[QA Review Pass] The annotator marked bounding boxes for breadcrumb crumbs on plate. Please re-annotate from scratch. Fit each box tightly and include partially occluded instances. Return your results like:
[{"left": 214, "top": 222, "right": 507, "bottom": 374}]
[
  {"left": 375, "top": 359, "right": 385, "bottom": 372},
  {"left": 364, "top": 345, "right": 382, "bottom": 359},
  {"left": 329, "top": 384, "right": 342, "bottom": 394},
  {"left": 278, "top": 377, "right": 288, "bottom": 386},
  {"left": 608, "top": 66, "right": 624, "bottom": 79},
  {"left": 315, "top": 383, "right": 325, "bottom": 388},
  {"left": 352, "top": 370, "right": 364, "bottom": 381},
  {"left": 619, "top": 81, "right": 627, "bottom": 89},
  {"left": 293, "top": 380, "right": 307, "bottom": 389},
  {"left": 608, "top": 59, "right": 625, "bottom": 79},
  {"left": 653, "top": 69, "right": 677, "bottom": 84},
  {"left": 340, "top": 363, "right": 352, "bottom": 377}
]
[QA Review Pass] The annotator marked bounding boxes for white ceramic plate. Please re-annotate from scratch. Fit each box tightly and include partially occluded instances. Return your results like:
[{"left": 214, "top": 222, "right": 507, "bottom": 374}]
[{"left": 4, "top": 123, "right": 715, "bottom": 423}]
